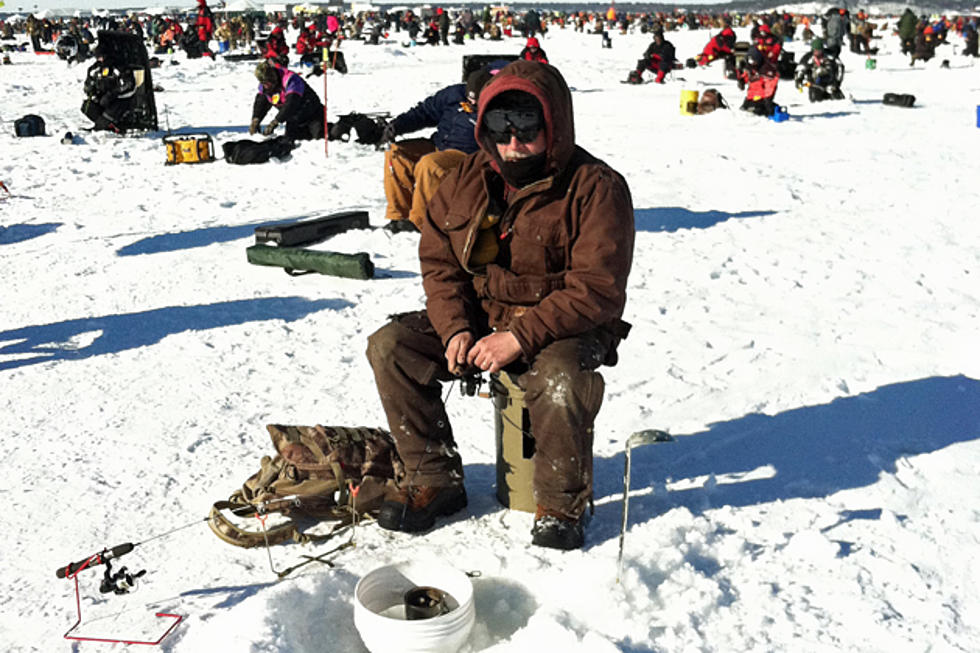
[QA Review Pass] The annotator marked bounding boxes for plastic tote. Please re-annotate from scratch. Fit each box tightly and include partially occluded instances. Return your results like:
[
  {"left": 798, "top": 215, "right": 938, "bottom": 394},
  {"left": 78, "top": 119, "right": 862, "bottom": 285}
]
[
  {"left": 680, "top": 89, "right": 699, "bottom": 115},
  {"left": 354, "top": 560, "right": 476, "bottom": 653}
]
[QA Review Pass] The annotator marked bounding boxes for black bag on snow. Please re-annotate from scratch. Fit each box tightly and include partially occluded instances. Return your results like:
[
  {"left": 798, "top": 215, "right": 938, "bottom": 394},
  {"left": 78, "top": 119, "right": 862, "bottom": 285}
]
[
  {"left": 222, "top": 136, "right": 294, "bottom": 164},
  {"left": 883, "top": 93, "right": 915, "bottom": 107},
  {"left": 14, "top": 114, "right": 45, "bottom": 137},
  {"left": 327, "top": 112, "right": 387, "bottom": 145}
]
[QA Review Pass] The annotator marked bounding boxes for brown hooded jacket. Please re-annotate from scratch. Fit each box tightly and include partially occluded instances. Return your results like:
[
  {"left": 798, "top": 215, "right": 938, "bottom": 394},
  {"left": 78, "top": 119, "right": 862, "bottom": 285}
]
[{"left": 419, "top": 60, "right": 635, "bottom": 360}]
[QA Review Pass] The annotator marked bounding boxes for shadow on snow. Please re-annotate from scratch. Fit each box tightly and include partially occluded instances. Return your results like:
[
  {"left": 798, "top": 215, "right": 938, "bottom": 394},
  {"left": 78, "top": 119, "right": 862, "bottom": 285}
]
[
  {"left": 116, "top": 210, "right": 372, "bottom": 257},
  {"left": 584, "top": 374, "right": 980, "bottom": 548},
  {"left": 634, "top": 207, "right": 776, "bottom": 233},
  {"left": 0, "top": 223, "right": 61, "bottom": 245},
  {"left": 0, "top": 296, "right": 346, "bottom": 371}
]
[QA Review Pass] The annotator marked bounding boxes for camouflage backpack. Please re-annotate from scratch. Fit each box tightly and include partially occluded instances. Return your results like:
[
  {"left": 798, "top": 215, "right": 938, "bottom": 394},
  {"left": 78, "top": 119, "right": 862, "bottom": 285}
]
[{"left": 208, "top": 424, "right": 401, "bottom": 548}]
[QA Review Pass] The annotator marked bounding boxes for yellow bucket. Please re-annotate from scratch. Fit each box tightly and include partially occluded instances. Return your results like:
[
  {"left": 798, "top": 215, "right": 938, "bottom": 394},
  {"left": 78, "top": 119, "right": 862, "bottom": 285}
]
[{"left": 680, "top": 89, "right": 699, "bottom": 116}]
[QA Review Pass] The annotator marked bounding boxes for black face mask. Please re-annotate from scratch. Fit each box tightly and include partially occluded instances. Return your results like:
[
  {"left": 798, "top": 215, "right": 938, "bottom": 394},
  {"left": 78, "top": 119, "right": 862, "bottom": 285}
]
[{"left": 499, "top": 151, "right": 548, "bottom": 188}]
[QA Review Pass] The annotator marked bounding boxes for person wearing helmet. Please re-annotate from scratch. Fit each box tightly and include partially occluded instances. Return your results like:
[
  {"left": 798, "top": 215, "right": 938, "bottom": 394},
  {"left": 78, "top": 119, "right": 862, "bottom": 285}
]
[
  {"left": 366, "top": 61, "right": 635, "bottom": 551},
  {"left": 520, "top": 36, "right": 549, "bottom": 63},
  {"left": 249, "top": 61, "right": 324, "bottom": 139},
  {"left": 794, "top": 38, "right": 845, "bottom": 101},
  {"left": 625, "top": 30, "right": 675, "bottom": 84},
  {"left": 736, "top": 45, "right": 780, "bottom": 116}
]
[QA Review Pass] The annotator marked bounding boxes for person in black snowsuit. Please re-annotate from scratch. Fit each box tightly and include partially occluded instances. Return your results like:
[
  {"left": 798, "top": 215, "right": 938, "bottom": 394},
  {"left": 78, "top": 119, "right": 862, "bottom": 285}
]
[
  {"left": 822, "top": 7, "right": 847, "bottom": 57},
  {"left": 523, "top": 8, "right": 540, "bottom": 37},
  {"left": 249, "top": 61, "right": 324, "bottom": 140},
  {"left": 625, "top": 30, "right": 675, "bottom": 84},
  {"left": 794, "top": 38, "right": 845, "bottom": 101},
  {"left": 962, "top": 22, "right": 978, "bottom": 57},
  {"left": 81, "top": 46, "right": 137, "bottom": 132},
  {"left": 437, "top": 7, "right": 450, "bottom": 45}
]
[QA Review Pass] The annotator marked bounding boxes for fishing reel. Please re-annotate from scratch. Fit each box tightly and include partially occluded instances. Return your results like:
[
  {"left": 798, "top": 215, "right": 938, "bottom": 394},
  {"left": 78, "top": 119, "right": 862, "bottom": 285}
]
[
  {"left": 99, "top": 559, "right": 146, "bottom": 595},
  {"left": 459, "top": 371, "right": 484, "bottom": 397}
]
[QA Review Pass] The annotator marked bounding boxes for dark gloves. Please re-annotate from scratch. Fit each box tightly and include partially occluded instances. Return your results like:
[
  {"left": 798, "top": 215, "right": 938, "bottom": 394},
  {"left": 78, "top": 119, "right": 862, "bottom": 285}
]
[
  {"left": 380, "top": 121, "right": 397, "bottom": 145},
  {"left": 248, "top": 117, "right": 260, "bottom": 135},
  {"left": 262, "top": 119, "right": 279, "bottom": 136}
]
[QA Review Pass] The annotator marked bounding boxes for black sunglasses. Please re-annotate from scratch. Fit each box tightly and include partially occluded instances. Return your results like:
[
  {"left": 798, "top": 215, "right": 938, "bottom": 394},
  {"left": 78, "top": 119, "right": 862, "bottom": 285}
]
[{"left": 484, "top": 108, "right": 543, "bottom": 144}]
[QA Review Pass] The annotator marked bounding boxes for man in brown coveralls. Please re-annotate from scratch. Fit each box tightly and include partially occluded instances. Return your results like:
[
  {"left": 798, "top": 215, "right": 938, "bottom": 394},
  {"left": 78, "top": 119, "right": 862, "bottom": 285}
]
[{"left": 366, "top": 60, "right": 635, "bottom": 550}]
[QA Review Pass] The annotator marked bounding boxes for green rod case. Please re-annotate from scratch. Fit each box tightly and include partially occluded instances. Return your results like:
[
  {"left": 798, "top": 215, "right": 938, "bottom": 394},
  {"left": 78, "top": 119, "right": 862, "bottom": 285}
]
[{"left": 246, "top": 244, "right": 374, "bottom": 280}]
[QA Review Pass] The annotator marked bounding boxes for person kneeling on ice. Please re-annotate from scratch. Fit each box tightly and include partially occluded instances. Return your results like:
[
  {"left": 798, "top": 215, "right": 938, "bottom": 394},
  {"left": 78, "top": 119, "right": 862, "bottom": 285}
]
[
  {"left": 249, "top": 61, "right": 324, "bottom": 141},
  {"left": 366, "top": 61, "right": 635, "bottom": 551},
  {"left": 794, "top": 38, "right": 845, "bottom": 102},
  {"left": 81, "top": 45, "right": 136, "bottom": 133},
  {"left": 736, "top": 46, "right": 779, "bottom": 116},
  {"left": 625, "top": 30, "right": 675, "bottom": 84},
  {"left": 693, "top": 24, "right": 736, "bottom": 72},
  {"left": 378, "top": 64, "right": 499, "bottom": 232}
]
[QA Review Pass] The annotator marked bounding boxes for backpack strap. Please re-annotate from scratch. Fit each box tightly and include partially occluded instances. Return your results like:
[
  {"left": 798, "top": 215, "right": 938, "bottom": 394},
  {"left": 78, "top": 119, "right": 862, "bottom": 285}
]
[{"left": 208, "top": 498, "right": 355, "bottom": 549}]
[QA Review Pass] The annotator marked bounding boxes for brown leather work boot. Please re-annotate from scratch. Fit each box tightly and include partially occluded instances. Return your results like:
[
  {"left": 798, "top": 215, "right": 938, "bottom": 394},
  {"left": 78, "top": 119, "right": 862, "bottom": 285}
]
[
  {"left": 531, "top": 506, "right": 586, "bottom": 550},
  {"left": 377, "top": 484, "right": 467, "bottom": 532}
]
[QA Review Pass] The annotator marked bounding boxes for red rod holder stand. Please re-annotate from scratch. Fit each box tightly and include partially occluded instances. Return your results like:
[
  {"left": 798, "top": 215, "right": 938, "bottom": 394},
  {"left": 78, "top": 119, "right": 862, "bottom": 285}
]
[{"left": 63, "top": 554, "right": 184, "bottom": 645}]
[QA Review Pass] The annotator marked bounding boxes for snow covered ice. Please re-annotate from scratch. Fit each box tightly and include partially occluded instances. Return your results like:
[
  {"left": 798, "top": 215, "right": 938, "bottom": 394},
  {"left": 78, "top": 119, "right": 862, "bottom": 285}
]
[{"left": 2, "top": 17, "right": 979, "bottom": 653}]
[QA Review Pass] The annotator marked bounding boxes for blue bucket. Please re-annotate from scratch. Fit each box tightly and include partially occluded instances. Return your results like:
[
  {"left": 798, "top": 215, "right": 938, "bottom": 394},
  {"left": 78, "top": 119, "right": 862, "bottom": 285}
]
[
  {"left": 770, "top": 105, "right": 789, "bottom": 123},
  {"left": 976, "top": 105, "right": 980, "bottom": 128}
]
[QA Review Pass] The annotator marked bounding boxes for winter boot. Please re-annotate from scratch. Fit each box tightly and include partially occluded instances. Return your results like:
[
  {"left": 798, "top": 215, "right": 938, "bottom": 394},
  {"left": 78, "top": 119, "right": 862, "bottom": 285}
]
[
  {"left": 625, "top": 69, "right": 643, "bottom": 84},
  {"left": 377, "top": 484, "right": 467, "bottom": 532},
  {"left": 530, "top": 506, "right": 586, "bottom": 550},
  {"left": 654, "top": 69, "right": 666, "bottom": 84}
]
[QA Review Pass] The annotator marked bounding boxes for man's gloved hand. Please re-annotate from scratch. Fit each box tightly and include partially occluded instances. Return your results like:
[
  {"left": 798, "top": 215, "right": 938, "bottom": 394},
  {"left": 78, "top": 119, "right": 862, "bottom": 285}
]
[
  {"left": 248, "top": 117, "right": 260, "bottom": 135},
  {"left": 262, "top": 119, "right": 279, "bottom": 136},
  {"left": 380, "top": 121, "right": 397, "bottom": 145}
]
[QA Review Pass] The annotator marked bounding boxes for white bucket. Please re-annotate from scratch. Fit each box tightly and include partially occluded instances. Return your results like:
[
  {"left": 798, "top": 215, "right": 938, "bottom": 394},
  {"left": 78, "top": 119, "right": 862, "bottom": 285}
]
[{"left": 353, "top": 560, "right": 475, "bottom": 653}]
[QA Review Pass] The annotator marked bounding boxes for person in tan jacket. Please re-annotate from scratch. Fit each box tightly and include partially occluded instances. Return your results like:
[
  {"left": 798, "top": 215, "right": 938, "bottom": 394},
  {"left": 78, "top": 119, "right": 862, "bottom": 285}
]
[{"left": 366, "top": 60, "right": 635, "bottom": 550}]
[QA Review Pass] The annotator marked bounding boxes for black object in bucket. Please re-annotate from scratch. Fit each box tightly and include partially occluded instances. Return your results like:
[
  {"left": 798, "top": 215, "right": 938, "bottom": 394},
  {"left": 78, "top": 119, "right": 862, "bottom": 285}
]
[
  {"left": 404, "top": 586, "right": 449, "bottom": 620},
  {"left": 14, "top": 114, "right": 46, "bottom": 137},
  {"left": 883, "top": 93, "right": 916, "bottom": 107}
]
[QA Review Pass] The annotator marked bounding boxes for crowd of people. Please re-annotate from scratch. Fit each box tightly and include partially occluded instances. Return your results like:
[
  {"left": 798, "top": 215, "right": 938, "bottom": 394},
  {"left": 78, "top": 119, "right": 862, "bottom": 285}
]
[{"left": 4, "top": 5, "right": 979, "bottom": 67}]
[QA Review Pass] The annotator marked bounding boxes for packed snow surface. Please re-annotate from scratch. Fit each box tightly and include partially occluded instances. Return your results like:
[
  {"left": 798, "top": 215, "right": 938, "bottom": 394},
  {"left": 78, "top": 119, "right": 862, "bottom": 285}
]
[{"left": 2, "top": 24, "right": 979, "bottom": 653}]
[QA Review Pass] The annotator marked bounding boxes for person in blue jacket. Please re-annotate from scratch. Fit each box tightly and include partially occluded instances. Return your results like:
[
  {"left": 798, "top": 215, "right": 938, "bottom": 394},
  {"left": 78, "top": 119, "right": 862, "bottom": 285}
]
[
  {"left": 249, "top": 61, "right": 324, "bottom": 140},
  {"left": 381, "top": 66, "right": 498, "bottom": 232}
]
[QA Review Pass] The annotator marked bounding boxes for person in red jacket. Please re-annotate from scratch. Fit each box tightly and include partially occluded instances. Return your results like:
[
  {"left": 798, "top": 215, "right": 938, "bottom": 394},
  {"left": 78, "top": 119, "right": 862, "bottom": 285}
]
[
  {"left": 263, "top": 25, "right": 289, "bottom": 65},
  {"left": 195, "top": 0, "right": 214, "bottom": 46},
  {"left": 754, "top": 22, "right": 782, "bottom": 64},
  {"left": 696, "top": 25, "right": 736, "bottom": 67},
  {"left": 736, "top": 46, "right": 779, "bottom": 116},
  {"left": 296, "top": 23, "right": 327, "bottom": 65},
  {"left": 519, "top": 36, "right": 548, "bottom": 63}
]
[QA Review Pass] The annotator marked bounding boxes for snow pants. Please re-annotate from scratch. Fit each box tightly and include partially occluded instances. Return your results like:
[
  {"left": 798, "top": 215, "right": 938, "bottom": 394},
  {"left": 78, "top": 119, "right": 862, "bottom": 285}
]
[
  {"left": 366, "top": 310, "right": 612, "bottom": 519},
  {"left": 383, "top": 138, "right": 466, "bottom": 229}
]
